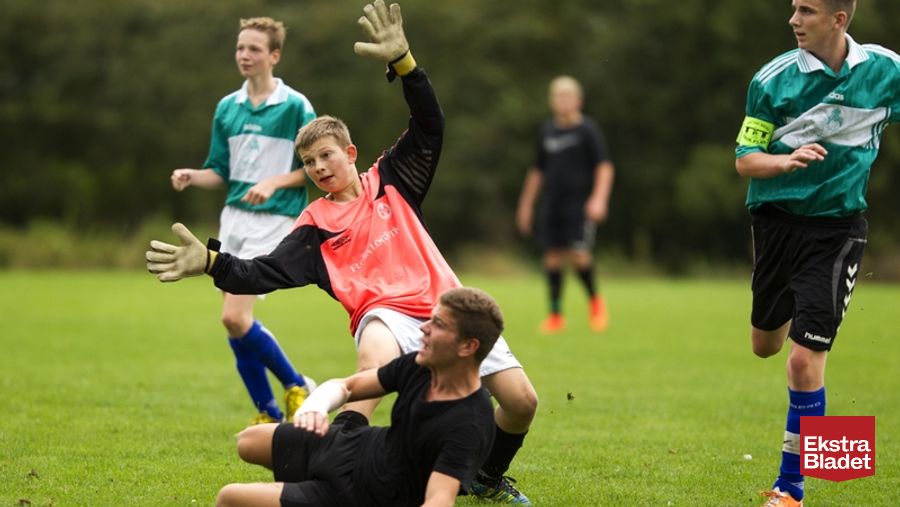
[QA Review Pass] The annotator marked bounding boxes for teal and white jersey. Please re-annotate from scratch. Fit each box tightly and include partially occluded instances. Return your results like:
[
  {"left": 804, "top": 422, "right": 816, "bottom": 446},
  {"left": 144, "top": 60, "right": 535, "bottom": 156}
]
[
  {"left": 736, "top": 35, "right": 900, "bottom": 217},
  {"left": 204, "top": 78, "right": 316, "bottom": 217}
]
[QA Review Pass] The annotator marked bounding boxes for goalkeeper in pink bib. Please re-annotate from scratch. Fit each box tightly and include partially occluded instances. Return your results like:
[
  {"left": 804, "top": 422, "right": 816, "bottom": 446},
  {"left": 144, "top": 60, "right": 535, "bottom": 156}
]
[{"left": 147, "top": 1, "right": 536, "bottom": 504}]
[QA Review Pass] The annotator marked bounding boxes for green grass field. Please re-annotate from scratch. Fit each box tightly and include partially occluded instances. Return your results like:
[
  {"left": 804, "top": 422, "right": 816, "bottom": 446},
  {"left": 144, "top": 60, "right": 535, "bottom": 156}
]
[{"left": 1, "top": 271, "right": 898, "bottom": 506}]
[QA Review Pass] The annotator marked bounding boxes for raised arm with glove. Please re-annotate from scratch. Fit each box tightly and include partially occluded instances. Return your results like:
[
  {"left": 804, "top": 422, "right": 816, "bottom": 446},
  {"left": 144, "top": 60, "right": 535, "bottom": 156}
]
[{"left": 353, "top": 0, "right": 417, "bottom": 80}]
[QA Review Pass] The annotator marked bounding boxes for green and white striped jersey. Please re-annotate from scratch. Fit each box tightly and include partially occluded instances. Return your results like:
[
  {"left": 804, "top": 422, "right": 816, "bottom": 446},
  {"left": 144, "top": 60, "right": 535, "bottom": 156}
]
[
  {"left": 204, "top": 78, "right": 316, "bottom": 217},
  {"left": 736, "top": 35, "right": 900, "bottom": 217}
]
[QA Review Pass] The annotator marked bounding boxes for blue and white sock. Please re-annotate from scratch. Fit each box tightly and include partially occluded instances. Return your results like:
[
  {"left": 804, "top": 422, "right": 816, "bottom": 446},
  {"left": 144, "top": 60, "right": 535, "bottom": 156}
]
[
  {"left": 774, "top": 387, "right": 826, "bottom": 500},
  {"left": 229, "top": 336, "right": 282, "bottom": 420},
  {"left": 240, "top": 320, "right": 306, "bottom": 389}
]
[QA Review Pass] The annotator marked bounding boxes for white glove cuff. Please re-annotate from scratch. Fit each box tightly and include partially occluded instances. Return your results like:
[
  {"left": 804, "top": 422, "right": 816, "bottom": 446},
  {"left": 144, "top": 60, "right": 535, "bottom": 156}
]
[{"left": 297, "top": 380, "right": 350, "bottom": 415}]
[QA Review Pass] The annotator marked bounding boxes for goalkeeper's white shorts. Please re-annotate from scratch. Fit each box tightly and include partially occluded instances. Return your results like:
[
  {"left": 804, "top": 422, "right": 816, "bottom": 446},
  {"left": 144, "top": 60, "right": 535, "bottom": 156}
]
[{"left": 355, "top": 307, "right": 522, "bottom": 377}]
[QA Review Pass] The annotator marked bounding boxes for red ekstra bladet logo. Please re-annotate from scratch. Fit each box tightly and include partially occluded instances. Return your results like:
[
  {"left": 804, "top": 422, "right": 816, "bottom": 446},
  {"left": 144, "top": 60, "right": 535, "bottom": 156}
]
[{"left": 800, "top": 416, "right": 875, "bottom": 481}]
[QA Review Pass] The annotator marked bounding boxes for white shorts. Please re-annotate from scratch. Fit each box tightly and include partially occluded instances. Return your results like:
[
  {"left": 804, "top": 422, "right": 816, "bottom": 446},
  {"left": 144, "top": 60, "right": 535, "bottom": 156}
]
[
  {"left": 219, "top": 205, "right": 295, "bottom": 258},
  {"left": 354, "top": 308, "right": 522, "bottom": 377}
]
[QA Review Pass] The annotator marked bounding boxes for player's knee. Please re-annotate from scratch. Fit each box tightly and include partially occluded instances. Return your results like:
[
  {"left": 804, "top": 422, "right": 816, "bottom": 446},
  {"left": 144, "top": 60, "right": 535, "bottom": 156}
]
[
  {"left": 787, "top": 351, "right": 814, "bottom": 376},
  {"left": 751, "top": 341, "right": 780, "bottom": 358},
  {"left": 235, "top": 430, "right": 255, "bottom": 462},
  {"left": 750, "top": 329, "right": 784, "bottom": 358},
  {"left": 519, "top": 393, "right": 539, "bottom": 425},
  {"left": 235, "top": 426, "right": 266, "bottom": 464},
  {"left": 504, "top": 384, "right": 539, "bottom": 424},
  {"left": 215, "top": 484, "right": 241, "bottom": 507},
  {"left": 571, "top": 250, "right": 592, "bottom": 268},
  {"left": 221, "top": 312, "right": 252, "bottom": 337}
]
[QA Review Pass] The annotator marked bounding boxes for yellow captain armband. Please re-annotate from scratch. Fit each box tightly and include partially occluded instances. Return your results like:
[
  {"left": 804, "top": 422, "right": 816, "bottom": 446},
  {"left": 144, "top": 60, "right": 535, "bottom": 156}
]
[
  {"left": 736, "top": 116, "right": 775, "bottom": 149},
  {"left": 390, "top": 51, "right": 417, "bottom": 77}
]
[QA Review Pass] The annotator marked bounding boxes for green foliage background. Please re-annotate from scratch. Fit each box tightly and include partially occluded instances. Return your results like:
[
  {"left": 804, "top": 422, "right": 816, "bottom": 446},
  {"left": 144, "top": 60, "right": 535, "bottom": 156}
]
[{"left": 1, "top": 0, "right": 899, "bottom": 274}]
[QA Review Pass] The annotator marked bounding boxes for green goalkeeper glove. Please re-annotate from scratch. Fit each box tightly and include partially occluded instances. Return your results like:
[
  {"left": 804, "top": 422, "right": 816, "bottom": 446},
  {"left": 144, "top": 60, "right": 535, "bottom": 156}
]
[
  {"left": 354, "top": 0, "right": 416, "bottom": 78},
  {"left": 145, "top": 223, "right": 214, "bottom": 282}
]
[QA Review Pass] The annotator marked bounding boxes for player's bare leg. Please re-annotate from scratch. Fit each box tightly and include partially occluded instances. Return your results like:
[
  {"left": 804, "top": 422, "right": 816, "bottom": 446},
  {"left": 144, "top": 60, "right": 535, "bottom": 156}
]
[
  {"left": 222, "top": 293, "right": 257, "bottom": 337},
  {"left": 569, "top": 248, "right": 591, "bottom": 271},
  {"left": 341, "top": 319, "right": 402, "bottom": 419},
  {"left": 224, "top": 293, "right": 310, "bottom": 423},
  {"left": 787, "top": 342, "right": 827, "bottom": 391},
  {"left": 234, "top": 423, "right": 278, "bottom": 469},
  {"left": 470, "top": 367, "right": 537, "bottom": 505},
  {"left": 483, "top": 368, "right": 538, "bottom": 433},
  {"left": 751, "top": 321, "right": 791, "bottom": 358},
  {"left": 216, "top": 482, "right": 283, "bottom": 507},
  {"left": 754, "top": 326, "right": 826, "bottom": 506}
]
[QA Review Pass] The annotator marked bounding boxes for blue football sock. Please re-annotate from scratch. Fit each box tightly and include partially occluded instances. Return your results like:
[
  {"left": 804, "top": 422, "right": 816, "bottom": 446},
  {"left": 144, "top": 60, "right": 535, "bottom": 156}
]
[
  {"left": 774, "top": 386, "right": 826, "bottom": 500},
  {"left": 228, "top": 336, "right": 282, "bottom": 420},
  {"left": 240, "top": 321, "right": 305, "bottom": 389}
]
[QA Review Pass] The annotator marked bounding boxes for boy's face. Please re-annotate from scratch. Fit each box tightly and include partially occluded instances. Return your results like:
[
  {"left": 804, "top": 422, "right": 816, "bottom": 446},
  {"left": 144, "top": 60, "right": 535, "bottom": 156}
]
[
  {"left": 299, "top": 137, "right": 358, "bottom": 196},
  {"left": 235, "top": 28, "right": 280, "bottom": 79},
  {"left": 549, "top": 82, "right": 582, "bottom": 118},
  {"left": 416, "top": 304, "right": 466, "bottom": 368},
  {"left": 789, "top": 0, "right": 845, "bottom": 55}
]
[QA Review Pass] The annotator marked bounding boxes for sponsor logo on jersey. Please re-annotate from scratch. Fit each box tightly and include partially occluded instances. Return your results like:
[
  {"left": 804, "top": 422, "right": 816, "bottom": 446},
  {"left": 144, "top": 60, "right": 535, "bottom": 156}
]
[
  {"left": 350, "top": 227, "right": 401, "bottom": 273},
  {"left": 243, "top": 123, "right": 263, "bottom": 132}
]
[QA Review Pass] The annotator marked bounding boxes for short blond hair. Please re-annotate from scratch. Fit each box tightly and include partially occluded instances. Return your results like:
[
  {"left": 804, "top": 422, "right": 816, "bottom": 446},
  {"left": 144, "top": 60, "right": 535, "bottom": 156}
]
[
  {"left": 549, "top": 75, "right": 583, "bottom": 100},
  {"left": 295, "top": 115, "right": 353, "bottom": 155},
  {"left": 239, "top": 17, "right": 286, "bottom": 52}
]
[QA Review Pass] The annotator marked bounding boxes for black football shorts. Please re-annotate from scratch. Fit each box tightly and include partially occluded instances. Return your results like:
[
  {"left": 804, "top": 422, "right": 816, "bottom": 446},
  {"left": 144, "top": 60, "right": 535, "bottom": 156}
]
[
  {"left": 539, "top": 213, "right": 597, "bottom": 251},
  {"left": 750, "top": 204, "right": 867, "bottom": 352},
  {"left": 273, "top": 411, "right": 369, "bottom": 507}
]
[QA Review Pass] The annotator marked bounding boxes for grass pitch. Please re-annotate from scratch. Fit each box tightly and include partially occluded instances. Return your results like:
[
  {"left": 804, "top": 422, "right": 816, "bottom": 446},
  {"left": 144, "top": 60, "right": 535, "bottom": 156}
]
[{"left": 1, "top": 271, "right": 898, "bottom": 506}]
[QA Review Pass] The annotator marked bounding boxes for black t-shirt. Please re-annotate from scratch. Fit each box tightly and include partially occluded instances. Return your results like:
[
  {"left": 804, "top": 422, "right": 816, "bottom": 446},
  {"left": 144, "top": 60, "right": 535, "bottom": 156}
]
[
  {"left": 535, "top": 117, "right": 610, "bottom": 220},
  {"left": 353, "top": 352, "right": 495, "bottom": 506}
]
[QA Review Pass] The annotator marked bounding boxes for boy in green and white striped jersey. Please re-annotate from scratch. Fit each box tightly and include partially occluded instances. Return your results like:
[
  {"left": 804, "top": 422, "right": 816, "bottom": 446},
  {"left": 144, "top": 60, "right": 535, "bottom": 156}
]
[
  {"left": 735, "top": 1, "right": 899, "bottom": 505},
  {"left": 170, "top": 17, "right": 316, "bottom": 425}
]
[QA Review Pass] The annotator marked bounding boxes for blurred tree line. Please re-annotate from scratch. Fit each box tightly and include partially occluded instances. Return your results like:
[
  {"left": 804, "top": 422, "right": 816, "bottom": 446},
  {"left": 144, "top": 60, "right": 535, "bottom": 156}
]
[{"left": 2, "top": 0, "right": 899, "bottom": 274}]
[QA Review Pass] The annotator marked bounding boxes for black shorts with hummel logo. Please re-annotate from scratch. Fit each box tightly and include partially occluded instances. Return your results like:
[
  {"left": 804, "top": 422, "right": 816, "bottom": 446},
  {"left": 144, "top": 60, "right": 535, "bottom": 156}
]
[{"left": 749, "top": 204, "right": 867, "bottom": 352}]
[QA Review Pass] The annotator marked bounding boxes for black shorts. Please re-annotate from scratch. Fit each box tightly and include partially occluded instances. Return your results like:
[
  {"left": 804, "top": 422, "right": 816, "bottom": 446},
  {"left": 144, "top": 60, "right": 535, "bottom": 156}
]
[
  {"left": 272, "top": 411, "right": 369, "bottom": 507},
  {"left": 538, "top": 213, "right": 596, "bottom": 251},
  {"left": 750, "top": 204, "right": 867, "bottom": 351}
]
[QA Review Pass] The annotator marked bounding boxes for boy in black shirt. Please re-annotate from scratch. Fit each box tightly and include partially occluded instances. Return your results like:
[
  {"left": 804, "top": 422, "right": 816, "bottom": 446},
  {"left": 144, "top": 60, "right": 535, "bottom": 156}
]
[
  {"left": 516, "top": 76, "right": 615, "bottom": 334},
  {"left": 215, "top": 287, "right": 501, "bottom": 507}
]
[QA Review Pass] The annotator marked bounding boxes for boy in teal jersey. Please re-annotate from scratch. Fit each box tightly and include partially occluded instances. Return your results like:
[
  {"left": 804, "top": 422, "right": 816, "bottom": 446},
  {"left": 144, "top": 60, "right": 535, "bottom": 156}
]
[
  {"left": 735, "top": 1, "right": 899, "bottom": 505},
  {"left": 171, "top": 17, "right": 316, "bottom": 424}
]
